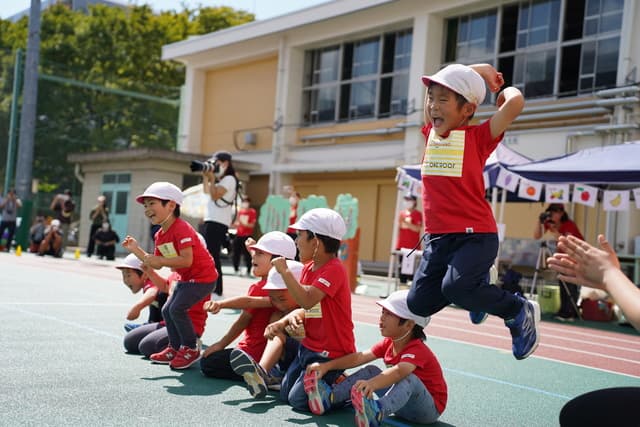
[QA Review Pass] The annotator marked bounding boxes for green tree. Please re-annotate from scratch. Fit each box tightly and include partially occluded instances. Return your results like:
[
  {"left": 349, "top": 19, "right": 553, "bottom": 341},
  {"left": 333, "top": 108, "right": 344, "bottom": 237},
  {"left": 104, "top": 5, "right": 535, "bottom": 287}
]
[{"left": 0, "top": 3, "right": 254, "bottom": 192}]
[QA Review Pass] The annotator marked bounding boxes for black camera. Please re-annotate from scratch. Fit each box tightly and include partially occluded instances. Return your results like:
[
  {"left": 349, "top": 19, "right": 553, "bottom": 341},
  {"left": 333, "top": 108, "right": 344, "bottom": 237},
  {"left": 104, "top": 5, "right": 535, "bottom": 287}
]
[
  {"left": 190, "top": 160, "right": 219, "bottom": 173},
  {"left": 539, "top": 211, "right": 552, "bottom": 224}
]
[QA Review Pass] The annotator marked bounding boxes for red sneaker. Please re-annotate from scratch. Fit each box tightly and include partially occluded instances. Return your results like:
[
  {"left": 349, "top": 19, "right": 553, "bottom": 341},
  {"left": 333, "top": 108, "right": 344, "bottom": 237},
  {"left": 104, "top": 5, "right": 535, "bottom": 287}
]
[
  {"left": 149, "top": 346, "right": 177, "bottom": 364},
  {"left": 170, "top": 346, "right": 202, "bottom": 370}
]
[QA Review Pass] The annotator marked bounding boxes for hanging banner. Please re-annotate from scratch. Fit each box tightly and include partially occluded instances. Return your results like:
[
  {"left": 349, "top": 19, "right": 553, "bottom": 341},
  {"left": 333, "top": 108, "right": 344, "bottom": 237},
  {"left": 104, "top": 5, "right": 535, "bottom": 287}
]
[
  {"left": 633, "top": 188, "right": 640, "bottom": 209},
  {"left": 517, "top": 179, "right": 542, "bottom": 201},
  {"left": 495, "top": 167, "right": 519, "bottom": 192},
  {"left": 603, "top": 190, "right": 629, "bottom": 211},
  {"left": 572, "top": 184, "right": 599, "bottom": 207},
  {"left": 545, "top": 183, "right": 570, "bottom": 203}
]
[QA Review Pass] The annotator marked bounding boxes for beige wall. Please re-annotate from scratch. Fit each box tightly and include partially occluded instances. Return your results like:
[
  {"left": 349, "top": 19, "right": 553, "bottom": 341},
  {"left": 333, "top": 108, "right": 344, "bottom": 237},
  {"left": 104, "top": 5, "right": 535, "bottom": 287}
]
[{"left": 201, "top": 56, "right": 278, "bottom": 154}]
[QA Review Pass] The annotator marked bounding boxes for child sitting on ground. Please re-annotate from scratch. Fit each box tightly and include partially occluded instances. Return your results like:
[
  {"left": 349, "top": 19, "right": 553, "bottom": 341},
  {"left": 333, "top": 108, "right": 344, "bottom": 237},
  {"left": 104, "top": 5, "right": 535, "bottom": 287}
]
[
  {"left": 304, "top": 289, "right": 447, "bottom": 427},
  {"left": 199, "top": 231, "right": 297, "bottom": 388},
  {"left": 229, "top": 259, "right": 304, "bottom": 398},
  {"left": 122, "top": 181, "right": 217, "bottom": 369},
  {"left": 266, "top": 208, "right": 356, "bottom": 411}
]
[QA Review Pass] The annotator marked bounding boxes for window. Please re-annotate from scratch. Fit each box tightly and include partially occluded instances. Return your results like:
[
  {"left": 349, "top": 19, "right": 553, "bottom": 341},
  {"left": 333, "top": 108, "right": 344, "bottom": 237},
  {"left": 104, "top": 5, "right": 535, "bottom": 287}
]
[
  {"left": 445, "top": 0, "right": 623, "bottom": 99},
  {"left": 302, "top": 29, "right": 412, "bottom": 125}
]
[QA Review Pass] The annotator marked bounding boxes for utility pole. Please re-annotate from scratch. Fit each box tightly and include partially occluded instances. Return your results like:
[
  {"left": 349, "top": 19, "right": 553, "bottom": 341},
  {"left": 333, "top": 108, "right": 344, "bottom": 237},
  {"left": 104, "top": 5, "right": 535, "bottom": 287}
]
[
  {"left": 14, "top": 0, "right": 41, "bottom": 201},
  {"left": 3, "top": 49, "right": 23, "bottom": 193}
]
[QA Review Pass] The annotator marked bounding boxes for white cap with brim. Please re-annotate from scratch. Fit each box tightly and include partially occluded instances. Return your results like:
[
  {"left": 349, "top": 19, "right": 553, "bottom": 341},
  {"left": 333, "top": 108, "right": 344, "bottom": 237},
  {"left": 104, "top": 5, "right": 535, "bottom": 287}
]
[
  {"left": 250, "top": 231, "right": 296, "bottom": 259},
  {"left": 421, "top": 64, "right": 486, "bottom": 106},
  {"left": 263, "top": 260, "right": 304, "bottom": 290},
  {"left": 376, "top": 289, "right": 430, "bottom": 328},
  {"left": 289, "top": 208, "right": 346, "bottom": 241},
  {"left": 135, "top": 182, "right": 184, "bottom": 205},
  {"left": 115, "top": 253, "right": 143, "bottom": 271}
]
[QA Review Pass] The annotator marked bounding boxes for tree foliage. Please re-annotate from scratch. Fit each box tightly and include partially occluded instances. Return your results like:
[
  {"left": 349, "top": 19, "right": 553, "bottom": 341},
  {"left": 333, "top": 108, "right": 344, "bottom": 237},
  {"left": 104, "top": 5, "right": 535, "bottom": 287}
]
[{"left": 0, "top": 3, "right": 254, "bottom": 192}]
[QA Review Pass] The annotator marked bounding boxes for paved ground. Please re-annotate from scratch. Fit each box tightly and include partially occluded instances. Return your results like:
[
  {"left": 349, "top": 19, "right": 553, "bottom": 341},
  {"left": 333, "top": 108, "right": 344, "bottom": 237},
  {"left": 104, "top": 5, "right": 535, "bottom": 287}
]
[{"left": 1, "top": 250, "right": 638, "bottom": 426}]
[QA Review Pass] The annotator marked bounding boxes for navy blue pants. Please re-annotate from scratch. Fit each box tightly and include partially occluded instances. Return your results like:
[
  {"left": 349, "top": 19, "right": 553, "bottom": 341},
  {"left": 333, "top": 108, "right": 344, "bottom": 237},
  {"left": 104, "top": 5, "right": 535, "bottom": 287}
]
[
  {"left": 162, "top": 280, "right": 214, "bottom": 349},
  {"left": 407, "top": 233, "right": 521, "bottom": 320}
]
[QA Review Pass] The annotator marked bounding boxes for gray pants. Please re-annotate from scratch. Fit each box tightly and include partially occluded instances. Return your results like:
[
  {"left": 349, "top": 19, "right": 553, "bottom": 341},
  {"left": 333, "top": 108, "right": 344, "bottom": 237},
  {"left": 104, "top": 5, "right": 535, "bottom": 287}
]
[{"left": 331, "top": 365, "right": 441, "bottom": 424}]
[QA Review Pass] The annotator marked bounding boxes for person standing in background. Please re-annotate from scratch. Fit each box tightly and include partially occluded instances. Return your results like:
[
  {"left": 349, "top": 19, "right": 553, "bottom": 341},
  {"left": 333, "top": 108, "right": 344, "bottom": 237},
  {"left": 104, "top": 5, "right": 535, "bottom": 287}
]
[
  {"left": 50, "top": 189, "right": 76, "bottom": 253},
  {"left": 533, "top": 203, "right": 584, "bottom": 322},
  {"left": 232, "top": 196, "right": 256, "bottom": 276},
  {"left": 202, "top": 151, "right": 238, "bottom": 296},
  {"left": 87, "top": 195, "right": 109, "bottom": 257},
  {"left": 0, "top": 188, "right": 22, "bottom": 252},
  {"left": 395, "top": 193, "right": 422, "bottom": 285}
]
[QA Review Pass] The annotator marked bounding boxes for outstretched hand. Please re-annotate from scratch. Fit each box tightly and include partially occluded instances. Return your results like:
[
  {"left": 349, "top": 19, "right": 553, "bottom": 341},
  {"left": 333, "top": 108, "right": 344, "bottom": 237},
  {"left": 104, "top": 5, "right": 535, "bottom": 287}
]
[{"left": 546, "top": 234, "right": 620, "bottom": 289}]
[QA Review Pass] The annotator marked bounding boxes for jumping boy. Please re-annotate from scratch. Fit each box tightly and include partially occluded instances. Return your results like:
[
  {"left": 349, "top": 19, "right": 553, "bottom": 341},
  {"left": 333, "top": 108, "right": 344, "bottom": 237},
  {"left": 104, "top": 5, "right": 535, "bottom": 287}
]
[
  {"left": 267, "top": 207, "right": 356, "bottom": 411},
  {"left": 122, "top": 181, "right": 217, "bottom": 369},
  {"left": 407, "top": 63, "right": 539, "bottom": 360}
]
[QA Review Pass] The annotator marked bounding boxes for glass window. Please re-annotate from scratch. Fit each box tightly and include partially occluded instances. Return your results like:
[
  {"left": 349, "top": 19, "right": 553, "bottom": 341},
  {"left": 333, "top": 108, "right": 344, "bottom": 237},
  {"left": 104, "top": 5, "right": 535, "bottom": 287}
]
[
  {"left": 115, "top": 191, "right": 128, "bottom": 215},
  {"left": 302, "top": 29, "right": 411, "bottom": 125},
  {"left": 117, "top": 174, "right": 131, "bottom": 184},
  {"left": 103, "top": 174, "right": 116, "bottom": 184}
]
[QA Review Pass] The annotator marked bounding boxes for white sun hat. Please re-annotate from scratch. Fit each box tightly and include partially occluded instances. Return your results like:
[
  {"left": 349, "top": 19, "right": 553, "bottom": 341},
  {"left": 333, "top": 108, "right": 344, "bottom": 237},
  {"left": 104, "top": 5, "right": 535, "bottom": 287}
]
[
  {"left": 289, "top": 208, "right": 346, "bottom": 241},
  {"left": 263, "top": 260, "right": 304, "bottom": 290},
  {"left": 421, "top": 63, "right": 486, "bottom": 106},
  {"left": 114, "top": 253, "right": 143, "bottom": 271},
  {"left": 135, "top": 182, "right": 184, "bottom": 205},
  {"left": 250, "top": 231, "right": 296, "bottom": 259},
  {"left": 376, "top": 289, "right": 430, "bottom": 328}
]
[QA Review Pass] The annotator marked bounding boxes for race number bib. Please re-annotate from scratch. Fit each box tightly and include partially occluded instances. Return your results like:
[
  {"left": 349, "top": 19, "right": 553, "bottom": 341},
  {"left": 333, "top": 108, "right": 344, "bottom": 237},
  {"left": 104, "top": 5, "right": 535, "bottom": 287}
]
[
  {"left": 422, "top": 129, "right": 465, "bottom": 177},
  {"left": 305, "top": 303, "right": 323, "bottom": 319},
  {"left": 157, "top": 242, "right": 179, "bottom": 258}
]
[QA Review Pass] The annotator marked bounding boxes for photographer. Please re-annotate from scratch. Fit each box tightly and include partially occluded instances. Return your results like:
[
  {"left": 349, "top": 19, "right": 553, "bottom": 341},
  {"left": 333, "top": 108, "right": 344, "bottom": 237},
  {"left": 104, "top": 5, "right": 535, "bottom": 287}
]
[
  {"left": 533, "top": 203, "right": 584, "bottom": 321},
  {"left": 200, "top": 151, "right": 237, "bottom": 296},
  {"left": 87, "top": 195, "right": 109, "bottom": 257},
  {"left": 0, "top": 188, "right": 22, "bottom": 252}
]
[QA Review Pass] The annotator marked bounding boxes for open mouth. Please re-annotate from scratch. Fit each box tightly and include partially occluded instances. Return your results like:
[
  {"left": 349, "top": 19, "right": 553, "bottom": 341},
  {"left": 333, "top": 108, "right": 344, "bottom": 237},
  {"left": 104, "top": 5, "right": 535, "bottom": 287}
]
[{"left": 432, "top": 117, "right": 444, "bottom": 128}]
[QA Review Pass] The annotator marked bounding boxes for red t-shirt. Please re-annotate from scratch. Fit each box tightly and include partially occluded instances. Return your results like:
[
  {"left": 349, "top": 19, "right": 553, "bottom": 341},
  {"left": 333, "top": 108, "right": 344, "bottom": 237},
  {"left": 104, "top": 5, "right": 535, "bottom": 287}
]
[
  {"left": 371, "top": 337, "right": 448, "bottom": 414},
  {"left": 421, "top": 120, "right": 502, "bottom": 234},
  {"left": 235, "top": 207, "right": 257, "bottom": 237},
  {"left": 544, "top": 219, "right": 584, "bottom": 240},
  {"left": 300, "top": 258, "right": 355, "bottom": 358},
  {"left": 167, "top": 272, "right": 210, "bottom": 336},
  {"left": 286, "top": 206, "right": 297, "bottom": 234},
  {"left": 154, "top": 218, "right": 217, "bottom": 283},
  {"left": 236, "top": 279, "right": 277, "bottom": 361},
  {"left": 396, "top": 209, "right": 422, "bottom": 250}
]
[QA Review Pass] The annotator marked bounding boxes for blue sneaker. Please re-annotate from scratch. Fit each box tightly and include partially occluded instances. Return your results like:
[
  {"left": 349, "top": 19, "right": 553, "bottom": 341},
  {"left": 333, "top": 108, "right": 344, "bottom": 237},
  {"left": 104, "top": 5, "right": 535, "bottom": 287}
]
[
  {"left": 230, "top": 348, "right": 268, "bottom": 398},
  {"left": 124, "top": 323, "right": 142, "bottom": 332},
  {"left": 351, "top": 387, "right": 383, "bottom": 427},
  {"left": 505, "top": 294, "right": 541, "bottom": 360},
  {"left": 469, "top": 266, "right": 498, "bottom": 325},
  {"left": 303, "top": 370, "right": 332, "bottom": 415}
]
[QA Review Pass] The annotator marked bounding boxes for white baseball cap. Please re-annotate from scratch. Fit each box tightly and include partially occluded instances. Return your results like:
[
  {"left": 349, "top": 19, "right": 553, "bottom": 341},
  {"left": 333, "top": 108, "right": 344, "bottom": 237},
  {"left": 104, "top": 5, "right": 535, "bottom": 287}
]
[
  {"left": 250, "top": 231, "right": 296, "bottom": 259},
  {"left": 289, "top": 208, "right": 346, "bottom": 241},
  {"left": 376, "top": 290, "right": 430, "bottom": 328},
  {"left": 50, "top": 219, "right": 61, "bottom": 227},
  {"left": 135, "top": 182, "right": 184, "bottom": 205},
  {"left": 263, "top": 260, "right": 304, "bottom": 290},
  {"left": 114, "top": 253, "right": 143, "bottom": 271},
  {"left": 421, "top": 64, "right": 486, "bottom": 106}
]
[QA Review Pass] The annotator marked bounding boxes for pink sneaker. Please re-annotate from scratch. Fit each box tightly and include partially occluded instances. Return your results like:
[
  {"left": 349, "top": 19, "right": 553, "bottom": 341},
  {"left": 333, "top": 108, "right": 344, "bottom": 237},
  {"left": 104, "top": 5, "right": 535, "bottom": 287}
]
[
  {"left": 170, "top": 346, "right": 201, "bottom": 370},
  {"left": 149, "top": 346, "right": 177, "bottom": 364}
]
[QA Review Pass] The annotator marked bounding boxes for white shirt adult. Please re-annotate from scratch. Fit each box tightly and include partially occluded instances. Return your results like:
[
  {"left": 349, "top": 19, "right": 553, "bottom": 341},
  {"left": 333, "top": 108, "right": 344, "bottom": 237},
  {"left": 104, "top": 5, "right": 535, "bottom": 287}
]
[{"left": 204, "top": 174, "right": 236, "bottom": 226}]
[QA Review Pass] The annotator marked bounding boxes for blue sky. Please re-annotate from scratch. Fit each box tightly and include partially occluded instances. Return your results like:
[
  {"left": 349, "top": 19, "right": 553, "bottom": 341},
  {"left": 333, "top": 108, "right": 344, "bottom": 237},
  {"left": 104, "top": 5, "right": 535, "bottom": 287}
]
[{"left": 1, "top": 0, "right": 331, "bottom": 20}]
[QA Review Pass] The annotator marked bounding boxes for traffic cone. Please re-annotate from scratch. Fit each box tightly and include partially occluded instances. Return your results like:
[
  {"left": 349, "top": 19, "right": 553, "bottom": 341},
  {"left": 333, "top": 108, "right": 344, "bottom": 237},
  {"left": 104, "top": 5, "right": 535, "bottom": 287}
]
[
  {"left": 74, "top": 248, "right": 81, "bottom": 259},
  {"left": 15, "top": 245, "right": 22, "bottom": 256}
]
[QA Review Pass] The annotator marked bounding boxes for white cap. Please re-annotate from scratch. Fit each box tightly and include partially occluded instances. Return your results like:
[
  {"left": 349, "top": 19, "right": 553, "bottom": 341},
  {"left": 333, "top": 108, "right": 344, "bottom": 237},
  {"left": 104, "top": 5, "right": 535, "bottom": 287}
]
[
  {"left": 135, "top": 182, "right": 183, "bottom": 205},
  {"left": 51, "top": 219, "right": 61, "bottom": 227},
  {"left": 114, "top": 253, "right": 143, "bottom": 271},
  {"left": 376, "top": 290, "right": 430, "bottom": 328},
  {"left": 263, "top": 260, "right": 304, "bottom": 290},
  {"left": 421, "top": 64, "right": 486, "bottom": 105},
  {"left": 289, "top": 208, "right": 346, "bottom": 241},
  {"left": 250, "top": 231, "right": 296, "bottom": 259}
]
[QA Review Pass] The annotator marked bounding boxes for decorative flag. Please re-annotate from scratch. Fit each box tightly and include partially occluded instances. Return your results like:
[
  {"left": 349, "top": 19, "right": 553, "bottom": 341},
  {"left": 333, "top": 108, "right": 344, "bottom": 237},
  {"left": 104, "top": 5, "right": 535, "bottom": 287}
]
[
  {"left": 545, "top": 183, "right": 570, "bottom": 203},
  {"left": 517, "top": 179, "right": 542, "bottom": 201},
  {"left": 603, "top": 190, "right": 630, "bottom": 211},
  {"left": 572, "top": 184, "right": 598, "bottom": 207},
  {"left": 633, "top": 188, "right": 640, "bottom": 209},
  {"left": 396, "top": 170, "right": 412, "bottom": 192},
  {"left": 495, "top": 167, "right": 519, "bottom": 192}
]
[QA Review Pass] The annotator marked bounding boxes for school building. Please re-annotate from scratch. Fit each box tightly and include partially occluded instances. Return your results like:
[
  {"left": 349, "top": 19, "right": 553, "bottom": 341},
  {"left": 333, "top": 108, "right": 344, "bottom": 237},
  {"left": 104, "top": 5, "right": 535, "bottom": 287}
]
[{"left": 71, "top": 0, "right": 640, "bottom": 272}]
